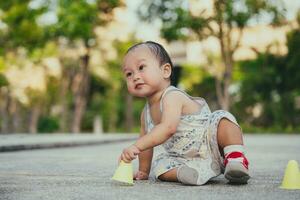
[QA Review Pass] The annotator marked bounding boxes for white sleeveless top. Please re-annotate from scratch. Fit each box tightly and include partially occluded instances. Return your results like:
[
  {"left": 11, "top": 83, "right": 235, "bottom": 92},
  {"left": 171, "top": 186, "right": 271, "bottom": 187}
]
[{"left": 145, "top": 86, "right": 211, "bottom": 158}]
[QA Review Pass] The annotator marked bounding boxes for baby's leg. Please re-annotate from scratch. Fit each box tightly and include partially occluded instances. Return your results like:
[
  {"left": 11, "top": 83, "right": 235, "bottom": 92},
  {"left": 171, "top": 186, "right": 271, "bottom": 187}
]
[
  {"left": 158, "top": 168, "right": 178, "bottom": 182},
  {"left": 217, "top": 118, "right": 244, "bottom": 150},
  {"left": 159, "top": 166, "right": 213, "bottom": 186},
  {"left": 158, "top": 167, "right": 203, "bottom": 185},
  {"left": 217, "top": 118, "right": 250, "bottom": 184}
]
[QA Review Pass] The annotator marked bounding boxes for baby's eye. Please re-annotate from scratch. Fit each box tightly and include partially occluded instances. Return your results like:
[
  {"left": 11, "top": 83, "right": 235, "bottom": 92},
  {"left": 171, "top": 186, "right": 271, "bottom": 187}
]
[
  {"left": 125, "top": 72, "right": 132, "bottom": 78},
  {"left": 138, "top": 65, "right": 145, "bottom": 71}
]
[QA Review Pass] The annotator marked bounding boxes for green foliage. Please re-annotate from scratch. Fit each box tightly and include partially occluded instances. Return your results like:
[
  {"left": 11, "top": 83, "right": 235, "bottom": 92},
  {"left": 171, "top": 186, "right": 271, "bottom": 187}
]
[
  {"left": 180, "top": 64, "right": 218, "bottom": 109},
  {"left": 38, "top": 116, "right": 60, "bottom": 133},
  {"left": 0, "top": 73, "right": 8, "bottom": 87},
  {"left": 30, "top": 42, "right": 58, "bottom": 61},
  {"left": 0, "top": 0, "right": 48, "bottom": 51},
  {"left": 56, "top": 0, "right": 98, "bottom": 42},
  {"left": 0, "top": 57, "right": 5, "bottom": 72},
  {"left": 45, "top": 76, "right": 61, "bottom": 110},
  {"left": 52, "top": 0, "right": 122, "bottom": 44},
  {"left": 232, "top": 28, "right": 300, "bottom": 132},
  {"left": 138, "top": 0, "right": 286, "bottom": 41},
  {"left": 82, "top": 75, "right": 111, "bottom": 131},
  {"left": 286, "top": 29, "right": 300, "bottom": 90},
  {"left": 180, "top": 64, "right": 204, "bottom": 90}
]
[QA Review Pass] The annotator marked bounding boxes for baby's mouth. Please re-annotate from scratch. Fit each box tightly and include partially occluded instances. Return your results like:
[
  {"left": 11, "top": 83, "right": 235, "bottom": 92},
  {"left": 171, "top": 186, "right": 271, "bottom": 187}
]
[{"left": 135, "top": 83, "right": 144, "bottom": 89}]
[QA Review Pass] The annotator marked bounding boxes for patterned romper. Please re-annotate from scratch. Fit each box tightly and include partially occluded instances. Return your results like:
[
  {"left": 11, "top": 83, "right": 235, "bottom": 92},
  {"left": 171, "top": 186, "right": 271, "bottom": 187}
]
[{"left": 144, "top": 86, "right": 240, "bottom": 184}]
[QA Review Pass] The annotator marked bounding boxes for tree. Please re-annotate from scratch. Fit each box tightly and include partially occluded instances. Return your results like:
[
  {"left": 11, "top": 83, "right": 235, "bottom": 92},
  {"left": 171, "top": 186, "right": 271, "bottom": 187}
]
[
  {"left": 0, "top": 0, "right": 48, "bottom": 133},
  {"left": 233, "top": 14, "right": 300, "bottom": 131},
  {"left": 50, "top": 0, "right": 122, "bottom": 133},
  {"left": 138, "top": 0, "right": 286, "bottom": 110},
  {"left": 0, "top": 0, "right": 47, "bottom": 52}
]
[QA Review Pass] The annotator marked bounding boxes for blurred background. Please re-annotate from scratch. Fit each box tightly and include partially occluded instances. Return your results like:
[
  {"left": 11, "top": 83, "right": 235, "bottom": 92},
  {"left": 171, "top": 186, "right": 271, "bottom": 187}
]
[{"left": 0, "top": 0, "right": 299, "bottom": 134}]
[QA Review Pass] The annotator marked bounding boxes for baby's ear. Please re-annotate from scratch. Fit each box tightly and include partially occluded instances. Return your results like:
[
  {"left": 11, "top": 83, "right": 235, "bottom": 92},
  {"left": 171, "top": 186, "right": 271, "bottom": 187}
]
[{"left": 162, "top": 63, "right": 172, "bottom": 79}]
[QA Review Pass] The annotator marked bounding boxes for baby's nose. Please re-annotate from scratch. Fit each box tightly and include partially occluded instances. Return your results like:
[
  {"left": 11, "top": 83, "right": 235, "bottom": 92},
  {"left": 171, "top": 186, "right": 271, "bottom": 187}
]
[{"left": 133, "top": 73, "right": 141, "bottom": 81}]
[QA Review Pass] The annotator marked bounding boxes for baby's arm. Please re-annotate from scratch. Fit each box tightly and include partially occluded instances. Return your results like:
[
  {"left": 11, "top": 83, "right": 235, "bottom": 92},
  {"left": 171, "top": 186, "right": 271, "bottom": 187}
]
[
  {"left": 134, "top": 92, "right": 183, "bottom": 151},
  {"left": 134, "top": 110, "right": 153, "bottom": 180}
]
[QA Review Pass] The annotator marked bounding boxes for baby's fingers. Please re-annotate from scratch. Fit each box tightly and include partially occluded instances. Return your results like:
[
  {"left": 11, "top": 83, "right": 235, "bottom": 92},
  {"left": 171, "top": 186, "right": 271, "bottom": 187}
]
[
  {"left": 121, "top": 153, "right": 131, "bottom": 163},
  {"left": 129, "top": 152, "right": 137, "bottom": 160}
]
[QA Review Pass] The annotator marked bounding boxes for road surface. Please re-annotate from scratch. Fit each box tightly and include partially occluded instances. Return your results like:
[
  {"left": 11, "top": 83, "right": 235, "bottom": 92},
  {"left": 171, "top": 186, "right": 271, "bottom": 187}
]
[{"left": 0, "top": 134, "right": 299, "bottom": 200}]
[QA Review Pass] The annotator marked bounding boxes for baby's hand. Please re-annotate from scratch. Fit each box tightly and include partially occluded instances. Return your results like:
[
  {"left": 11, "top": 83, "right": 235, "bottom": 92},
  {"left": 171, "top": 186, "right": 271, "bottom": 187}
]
[
  {"left": 120, "top": 144, "right": 140, "bottom": 163},
  {"left": 134, "top": 170, "right": 149, "bottom": 180}
]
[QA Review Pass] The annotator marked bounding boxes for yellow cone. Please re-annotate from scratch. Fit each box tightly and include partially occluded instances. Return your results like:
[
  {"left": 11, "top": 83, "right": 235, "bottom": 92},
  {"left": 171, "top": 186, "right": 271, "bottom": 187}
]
[
  {"left": 111, "top": 160, "right": 134, "bottom": 185},
  {"left": 280, "top": 160, "right": 300, "bottom": 190}
]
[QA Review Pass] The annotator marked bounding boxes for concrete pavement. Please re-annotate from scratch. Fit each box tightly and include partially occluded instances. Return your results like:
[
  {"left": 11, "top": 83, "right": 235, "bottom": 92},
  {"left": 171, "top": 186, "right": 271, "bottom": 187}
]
[
  {"left": 0, "top": 133, "right": 138, "bottom": 152},
  {"left": 0, "top": 134, "right": 299, "bottom": 199}
]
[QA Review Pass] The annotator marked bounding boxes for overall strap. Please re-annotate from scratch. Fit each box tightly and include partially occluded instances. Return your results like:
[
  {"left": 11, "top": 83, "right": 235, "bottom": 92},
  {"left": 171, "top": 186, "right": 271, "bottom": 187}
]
[
  {"left": 159, "top": 86, "right": 193, "bottom": 112},
  {"left": 144, "top": 103, "right": 155, "bottom": 133},
  {"left": 143, "top": 86, "right": 177, "bottom": 131},
  {"left": 145, "top": 86, "right": 193, "bottom": 131}
]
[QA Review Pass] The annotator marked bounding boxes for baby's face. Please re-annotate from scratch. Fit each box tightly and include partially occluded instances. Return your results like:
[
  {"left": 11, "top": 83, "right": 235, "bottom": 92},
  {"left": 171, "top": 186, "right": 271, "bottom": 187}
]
[{"left": 122, "top": 46, "right": 165, "bottom": 97}]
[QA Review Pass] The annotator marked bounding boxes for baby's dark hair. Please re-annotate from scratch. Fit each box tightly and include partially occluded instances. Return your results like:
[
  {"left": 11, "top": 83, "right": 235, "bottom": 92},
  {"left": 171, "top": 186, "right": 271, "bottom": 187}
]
[{"left": 126, "top": 41, "right": 175, "bottom": 84}]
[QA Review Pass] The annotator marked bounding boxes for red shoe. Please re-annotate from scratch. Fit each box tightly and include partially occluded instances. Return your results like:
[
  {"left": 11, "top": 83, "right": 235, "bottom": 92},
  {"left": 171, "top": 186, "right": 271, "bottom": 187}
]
[{"left": 224, "top": 151, "right": 250, "bottom": 184}]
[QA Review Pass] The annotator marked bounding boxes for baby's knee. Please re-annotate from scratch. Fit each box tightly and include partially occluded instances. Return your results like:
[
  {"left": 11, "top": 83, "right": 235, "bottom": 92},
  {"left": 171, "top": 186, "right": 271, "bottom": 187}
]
[
  {"left": 218, "top": 118, "right": 241, "bottom": 133},
  {"left": 177, "top": 165, "right": 212, "bottom": 185}
]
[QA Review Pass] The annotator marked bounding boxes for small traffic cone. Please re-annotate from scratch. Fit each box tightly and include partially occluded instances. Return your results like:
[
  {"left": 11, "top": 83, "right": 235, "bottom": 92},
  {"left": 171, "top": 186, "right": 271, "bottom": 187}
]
[
  {"left": 280, "top": 160, "right": 300, "bottom": 190},
  {"left": 111, "top": 160, "right": 134, "bottom": 185}
]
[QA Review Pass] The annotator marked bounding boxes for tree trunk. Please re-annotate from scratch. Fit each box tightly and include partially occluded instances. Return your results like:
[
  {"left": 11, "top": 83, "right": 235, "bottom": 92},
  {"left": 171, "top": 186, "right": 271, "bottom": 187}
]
[
  {"left": 71, "top": 46, "right": 90, "bottom": 133},
  {"left": 11, "top": 98, "right": 21, "bottom": 133},
  {"left": 215, "top": 1, "right": 233, "bottom": 111},
  {"left": 29, "top": 103, "right": 41, "bottom": 134},
  {"left": 108, "top": 92, "right": 117, "bottom": 132},
  {"left": 216, "top": 78, "right": 228, "bottom": 110},
  {"left": 0, "top": 87, "right": 10, "bottom": 133},
  {"left": 59, "top": 66, "right": 70, "bottom": 133},
  {"left": 215, "top": 55, "right": 233, "bottom": 111},
  {"left": 218, "top": 40, "right": 234, "bottom": 111}
]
